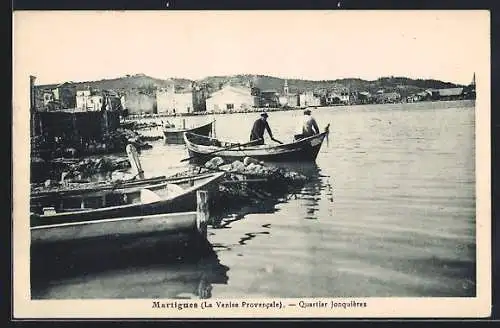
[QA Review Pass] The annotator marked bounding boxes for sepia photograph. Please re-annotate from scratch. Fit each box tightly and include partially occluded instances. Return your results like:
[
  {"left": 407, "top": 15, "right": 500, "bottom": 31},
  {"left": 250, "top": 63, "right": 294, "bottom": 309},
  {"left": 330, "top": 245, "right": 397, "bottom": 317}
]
[{"left": 12, "top": 10, "right": 490, "bottom": 318}]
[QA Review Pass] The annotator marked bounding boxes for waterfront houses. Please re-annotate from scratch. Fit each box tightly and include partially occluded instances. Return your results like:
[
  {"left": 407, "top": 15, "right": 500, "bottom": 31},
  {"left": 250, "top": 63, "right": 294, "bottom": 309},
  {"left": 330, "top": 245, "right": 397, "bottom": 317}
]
[
  {"left": 122, "top": 89, "right": 157, "bottom": 115},
  {"left": 156, "top": 83, "right": 207, "bottom": 115},
  {"left": 35, "top": 82, "right": 77, "bottom": 111},
  {"left": 76, "top": 89, "right": 104, "bottom": 111},
  {"left": 374, "top": 91, "right": 401, "bottom": 104},
  {"left": 205, "top": 85, "right": 259, "bottom": 113},
  {"left": 326, "top": 89, "right": 350, "bottom": 105},
  {"left": 51, "top": 82, "right": 77, "bottom": 109},
  {"left": 299, "top": 91, "right": 322, "bottom": 107},
  {"left": 259, "top": 89, "right": 280, "bottom": 108},
  {"left": 278, "top": 80, "right": 300, "bottom": 107},
  {"left": 76, "top": 89, "right": 124, "bottom": 112}
]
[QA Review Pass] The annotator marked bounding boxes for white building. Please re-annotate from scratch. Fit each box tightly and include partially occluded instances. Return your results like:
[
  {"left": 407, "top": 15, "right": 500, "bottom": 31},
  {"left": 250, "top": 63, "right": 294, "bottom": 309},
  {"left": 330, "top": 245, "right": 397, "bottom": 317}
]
[
  {"left": 299, "top": 91, "right": 321, "bottom": 107},
  {"left": 205, "top": 85, "right": 259, "bottom": 113},
  {"left": 76, "top": 89, "right": 104, "bottom": 111},
  {"left": 156, "top": 84, "right": 206, "bottom": 114}
]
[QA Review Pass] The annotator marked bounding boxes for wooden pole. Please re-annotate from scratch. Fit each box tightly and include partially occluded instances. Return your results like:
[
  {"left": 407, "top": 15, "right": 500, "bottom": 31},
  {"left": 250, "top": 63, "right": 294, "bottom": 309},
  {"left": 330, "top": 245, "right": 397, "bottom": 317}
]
[{"left": 196, "top": 190, "right": 209, "bottom": 239}]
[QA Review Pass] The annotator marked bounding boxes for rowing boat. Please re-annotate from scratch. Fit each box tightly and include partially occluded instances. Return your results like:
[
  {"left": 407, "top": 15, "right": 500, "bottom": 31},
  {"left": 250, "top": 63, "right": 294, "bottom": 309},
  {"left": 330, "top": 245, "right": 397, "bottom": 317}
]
[
  {"left": 30, "top": 171, "right": 225, "bottom": 227},
  {"left": 163, "top": 120, "right": 214, "bottom": 144},
  {"left": 183, "top": 126, "right": 329, "bottom": 164},
  {"left": 30, "top": 175, "right": 170, "bottom": 201}
]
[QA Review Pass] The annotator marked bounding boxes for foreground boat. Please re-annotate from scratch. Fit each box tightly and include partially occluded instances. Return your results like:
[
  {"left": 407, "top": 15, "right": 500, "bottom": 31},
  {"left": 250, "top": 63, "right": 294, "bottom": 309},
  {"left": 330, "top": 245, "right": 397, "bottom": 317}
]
[
  {"left": 31, "top": 194, "right": 209, "bottom": 245},
  {"left": 30, "top": 171, "right": 225, "bottom": 226},
  {"left": 183, "top": 126, "right": 329, "bottom": 164},
  {"left": 163, "top": 120, "right": 214, "bottom": 144}
]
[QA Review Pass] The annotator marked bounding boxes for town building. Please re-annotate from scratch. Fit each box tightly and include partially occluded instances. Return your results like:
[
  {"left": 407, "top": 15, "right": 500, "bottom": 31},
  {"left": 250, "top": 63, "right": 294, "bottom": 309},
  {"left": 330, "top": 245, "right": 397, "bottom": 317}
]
[
  {"left": 76, "top": 89, "right": 124, "bottom": 112},
  {"left": 299, "top": 91, "right": 322, "bottom": 107},
  {"left": 259, "top": 89, "right": 280, "bottom": 108},
  {"left": 436, "top": 88, "right": 464, "bottom": 101},
  {"left": 156, "top": 83, "right": 207, "bottom": 115},
  {"left": 76, "top": 89, "right": 103, "bottom": 111},
  {"left": 326, "top": 88, "right": 350, "bottom": 105},
  {"left": 374, "top": 92, "right": 401, "bottom": 103},
  {"left": 278, "top": 80, "right": 300, "bottom": 107},
  {"left": 30, "top": 76, "right": 120, "bottom": 160},
  {"left": 205, "top": 85, "right": 259, "bottom": 113},
  {"left": 51, "top": 82, "right": 77, "bottom": 109},
  {"left": 463, "top": 73, "right": 476, "bottom": 100},
  {"left": 122, "top": 89, "right": 157, "bottom": 115}
]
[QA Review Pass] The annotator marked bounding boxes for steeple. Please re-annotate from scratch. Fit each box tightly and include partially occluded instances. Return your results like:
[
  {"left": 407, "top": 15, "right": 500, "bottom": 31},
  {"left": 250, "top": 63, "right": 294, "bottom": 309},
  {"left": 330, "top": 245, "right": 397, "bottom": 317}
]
[
  {"left": 284, "top": 79, "right": 289, "bottom": 95},
  {"left": 471, "top": 72, "right": 476, "bottom": 86}
]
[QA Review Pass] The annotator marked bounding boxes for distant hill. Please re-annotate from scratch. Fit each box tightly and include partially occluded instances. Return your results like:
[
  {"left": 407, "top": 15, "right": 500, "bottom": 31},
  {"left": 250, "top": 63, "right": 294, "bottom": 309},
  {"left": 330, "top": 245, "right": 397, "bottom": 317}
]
[
  {"left": 199, "top": 74, "right": 465, "bottom": 97},
  {"left": 37, "top": 73, "right": 193, "bottom": 94},
  {"left": 36, "top": 73, "right": 466, "bottom": 97}
]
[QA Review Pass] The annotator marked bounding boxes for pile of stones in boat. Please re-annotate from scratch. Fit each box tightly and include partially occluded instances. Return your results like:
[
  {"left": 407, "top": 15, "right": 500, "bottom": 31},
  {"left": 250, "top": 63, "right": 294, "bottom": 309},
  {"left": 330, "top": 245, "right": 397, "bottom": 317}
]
[{"left": 203, "top": 156, "right": 307, "bottom": 184}]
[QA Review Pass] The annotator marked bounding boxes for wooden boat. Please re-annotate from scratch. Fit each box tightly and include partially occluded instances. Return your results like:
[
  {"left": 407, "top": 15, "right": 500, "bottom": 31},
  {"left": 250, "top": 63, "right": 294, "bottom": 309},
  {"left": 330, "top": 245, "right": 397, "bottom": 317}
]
[
  {"left": 31, "top": 209, "right": 207, "bottom": 245},
  {"left": 183, "top": 125, "right": 329, "bottom": 164},
  {"left": 31, "top": 175, "right": 170, "bottom": 202},
  {"left": 30, "top": 171, "right": 225, "bottom": 227},
  {"left": 163, "top": 120, "right": 214, "bottom": 144}
]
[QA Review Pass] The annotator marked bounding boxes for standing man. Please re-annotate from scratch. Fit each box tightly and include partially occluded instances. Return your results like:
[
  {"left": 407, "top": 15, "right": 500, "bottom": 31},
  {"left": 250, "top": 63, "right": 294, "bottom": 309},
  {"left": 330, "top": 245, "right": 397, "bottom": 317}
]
[
  {"left": 296, "top": 109, "right": 320, "bottom": 140},
  {"left": 250, "top": 112, "right": 282, "bottom": 145}
]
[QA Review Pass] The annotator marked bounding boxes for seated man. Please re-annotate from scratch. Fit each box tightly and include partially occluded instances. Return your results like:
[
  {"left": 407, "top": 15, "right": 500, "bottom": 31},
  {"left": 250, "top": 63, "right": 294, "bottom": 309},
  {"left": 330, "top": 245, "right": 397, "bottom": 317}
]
[{"left": 295, "top": 109, "right": 320, "bottom": 140}]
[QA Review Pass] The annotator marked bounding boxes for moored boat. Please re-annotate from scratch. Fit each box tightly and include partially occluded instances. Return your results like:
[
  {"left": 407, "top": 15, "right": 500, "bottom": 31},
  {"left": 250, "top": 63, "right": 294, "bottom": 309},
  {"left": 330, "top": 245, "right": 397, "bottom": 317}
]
[
  {"left": 31, "top": 175, "right": 170, "bottom": 202},
  {"left": 183, "top": 125, "right": 330, "bottom": 164},
  {"left": 163, "top": 120, "right": 214, "bottom": 144},
  {"left": 30, "top": 171, "right": 225, "bottom": 227}
]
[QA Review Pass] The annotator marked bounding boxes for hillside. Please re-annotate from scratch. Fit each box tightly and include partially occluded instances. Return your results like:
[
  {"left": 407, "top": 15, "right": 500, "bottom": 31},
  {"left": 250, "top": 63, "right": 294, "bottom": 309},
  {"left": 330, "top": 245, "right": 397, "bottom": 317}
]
[
  {"left": 37, "top": 74, "right": 192, "bottom": 93},
  {"left": 37, "top": 73, "right": 466, "bottom": 96},
  {"left": 199, "top": 74, "right": 465, "bottom": 97}
]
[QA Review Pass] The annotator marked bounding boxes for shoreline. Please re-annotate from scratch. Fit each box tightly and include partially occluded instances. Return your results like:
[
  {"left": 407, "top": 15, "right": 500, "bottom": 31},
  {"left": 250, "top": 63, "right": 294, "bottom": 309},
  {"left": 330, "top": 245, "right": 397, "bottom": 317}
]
[{"left": 122, "top": 99, "right": 475, "bottom": 121}]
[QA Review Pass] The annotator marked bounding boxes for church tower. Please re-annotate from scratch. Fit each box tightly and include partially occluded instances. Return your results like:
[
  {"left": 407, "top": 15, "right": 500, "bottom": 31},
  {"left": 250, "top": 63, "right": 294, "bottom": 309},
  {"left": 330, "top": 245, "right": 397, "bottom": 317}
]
[
  {"left": 284, "top": 79, "right": 289, "bottom": 95},
  {"left": 471, "top": 72, "right": 476, "bottom": 87}
]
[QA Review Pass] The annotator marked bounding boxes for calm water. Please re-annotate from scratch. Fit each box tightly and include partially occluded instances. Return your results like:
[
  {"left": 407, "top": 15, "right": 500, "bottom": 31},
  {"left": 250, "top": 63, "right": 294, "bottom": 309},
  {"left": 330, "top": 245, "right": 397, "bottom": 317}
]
[{"left": 31, "top": 100, "right": 476, "bottom": 298}]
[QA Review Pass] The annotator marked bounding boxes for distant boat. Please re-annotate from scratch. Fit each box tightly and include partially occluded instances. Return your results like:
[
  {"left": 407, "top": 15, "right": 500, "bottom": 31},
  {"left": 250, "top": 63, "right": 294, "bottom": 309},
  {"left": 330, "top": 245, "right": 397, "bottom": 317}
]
[
  {"left": 163, "top": 120, "right": 214, "bottom": 144},
  {"left": 183, "top": 125, "right": 330, "bottom": 164}
]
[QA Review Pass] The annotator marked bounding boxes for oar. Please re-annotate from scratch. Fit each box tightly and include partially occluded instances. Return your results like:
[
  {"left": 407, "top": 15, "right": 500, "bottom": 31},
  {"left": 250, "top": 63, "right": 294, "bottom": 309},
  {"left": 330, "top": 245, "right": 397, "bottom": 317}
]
[{"left": 180, "top": 138, "right": 263, "bottom": 162}]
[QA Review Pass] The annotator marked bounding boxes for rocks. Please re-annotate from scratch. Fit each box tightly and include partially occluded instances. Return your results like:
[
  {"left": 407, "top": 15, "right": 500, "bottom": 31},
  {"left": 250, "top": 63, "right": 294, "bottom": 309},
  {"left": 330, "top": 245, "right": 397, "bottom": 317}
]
[
  {"left": 231, "top": 160, "right": 245, "bottom": 172},
  {"left": 212, "top": 157, "right": 308, "bottom": 184},
  {"left": 204, "top": 157, "right": 225, "bottom": 170},
  {"left": 243, "top": 156, "right": 263, "bottom": 166}
]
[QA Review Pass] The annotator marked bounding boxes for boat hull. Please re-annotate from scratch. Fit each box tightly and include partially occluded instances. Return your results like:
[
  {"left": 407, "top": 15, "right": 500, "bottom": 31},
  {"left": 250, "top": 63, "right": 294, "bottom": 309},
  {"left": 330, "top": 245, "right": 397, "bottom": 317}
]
[
  {"left": 163, "top": 121, "right": 214, "bottom": 144},
  {"left": 184, "top": 131, "right": 328, "bottom": 164},
  {"left": 31, "top": 211, "right": 202, "bottom": 245},
  {"left": 31, "top": 172, "right": 225, "bottom": 226}
]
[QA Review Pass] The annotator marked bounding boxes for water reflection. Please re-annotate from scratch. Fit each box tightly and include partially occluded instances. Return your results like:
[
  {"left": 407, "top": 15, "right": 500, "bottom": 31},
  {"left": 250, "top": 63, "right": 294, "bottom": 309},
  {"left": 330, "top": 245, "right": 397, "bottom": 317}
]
[
  {"left": 276, "top": 162, "right": 333, "bottom": 220},
  {"left": 31, "top": 235, "right": 229, "bottom": 299}
]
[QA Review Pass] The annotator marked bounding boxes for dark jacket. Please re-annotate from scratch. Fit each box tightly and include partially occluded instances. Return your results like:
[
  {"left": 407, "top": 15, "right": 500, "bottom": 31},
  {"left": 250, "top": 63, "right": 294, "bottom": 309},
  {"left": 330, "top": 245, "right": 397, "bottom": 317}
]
[{"left": 250, "top": 118, "right": 273, "bottom": 144}]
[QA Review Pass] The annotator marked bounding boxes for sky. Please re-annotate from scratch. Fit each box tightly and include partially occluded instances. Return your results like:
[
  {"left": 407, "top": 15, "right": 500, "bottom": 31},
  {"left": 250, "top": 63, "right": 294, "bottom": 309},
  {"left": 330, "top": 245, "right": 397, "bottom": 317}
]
[{"left": 13, "top": 10, "right": 489, "bottom": 86}]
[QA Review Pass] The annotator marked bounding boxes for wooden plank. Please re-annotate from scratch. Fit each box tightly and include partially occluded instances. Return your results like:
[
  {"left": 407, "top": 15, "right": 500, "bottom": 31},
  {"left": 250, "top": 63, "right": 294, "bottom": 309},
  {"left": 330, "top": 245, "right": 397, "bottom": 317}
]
[{"left": 196, "top": 190, "right": 209, "bottom": 239}]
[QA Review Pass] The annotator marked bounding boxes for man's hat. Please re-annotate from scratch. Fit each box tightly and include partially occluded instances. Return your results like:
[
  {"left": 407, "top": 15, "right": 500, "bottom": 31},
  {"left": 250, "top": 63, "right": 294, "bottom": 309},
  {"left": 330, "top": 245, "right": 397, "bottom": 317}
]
[
  {"left": 304, "top": 109, "right": 312, "bottom": 114},
  {"left": 260, "top": 112, "right": 269, "bottom": 118}
]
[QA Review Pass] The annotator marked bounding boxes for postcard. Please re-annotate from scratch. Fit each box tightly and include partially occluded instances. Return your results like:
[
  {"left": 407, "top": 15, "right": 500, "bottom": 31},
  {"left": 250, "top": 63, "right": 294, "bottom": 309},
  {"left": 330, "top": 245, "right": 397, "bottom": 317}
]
[{"left": 12, "top": 10, "right": 491, "bottom": 318}]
